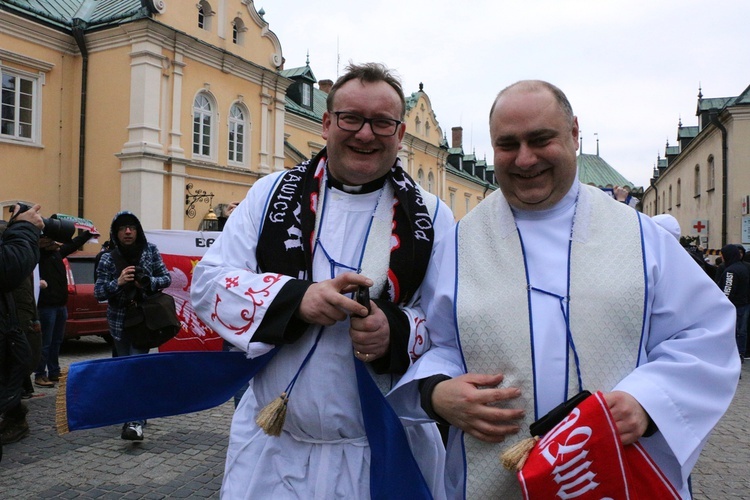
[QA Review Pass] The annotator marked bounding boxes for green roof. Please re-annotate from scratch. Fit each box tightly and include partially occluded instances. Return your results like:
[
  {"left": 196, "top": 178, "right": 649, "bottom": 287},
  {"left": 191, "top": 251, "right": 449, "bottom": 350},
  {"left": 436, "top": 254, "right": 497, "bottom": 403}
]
[
  {"left": 281, "top": 65, "right": 327, "bottom": 122},
  {"left": 698, "top": 96, "right": 734, "bottom": 113},
  {"left": 678, "top": 126, "right": 699, "bottom": 140},
  {"left": 2, "top": 0, "right": 146, "bottom": 31},
  {"left": 279, "top": 65, "right": 316, "bottom": 83},
  {"left": 577, "top": 153, "right": 635, "bottom": 189}
]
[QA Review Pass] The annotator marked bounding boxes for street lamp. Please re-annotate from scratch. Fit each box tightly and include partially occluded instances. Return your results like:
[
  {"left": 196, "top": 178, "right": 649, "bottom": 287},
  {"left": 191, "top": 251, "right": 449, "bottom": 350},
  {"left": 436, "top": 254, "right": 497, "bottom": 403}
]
[{"left": 201, "top": 206, "right": 219, "bottom": 231}]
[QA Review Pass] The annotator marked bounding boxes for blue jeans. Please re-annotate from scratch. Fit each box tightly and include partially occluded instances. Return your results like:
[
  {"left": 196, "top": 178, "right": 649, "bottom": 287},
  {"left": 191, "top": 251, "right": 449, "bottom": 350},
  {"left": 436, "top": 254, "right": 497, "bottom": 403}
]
[
  {"left": 113, "top": 336, "right": 149, "bottom": 425},
  {"left": 36, "top": 306, "right": 67, "bottom": 378},
  {"left": 737, "top": 304, "right": 749, "bottom": 364}
]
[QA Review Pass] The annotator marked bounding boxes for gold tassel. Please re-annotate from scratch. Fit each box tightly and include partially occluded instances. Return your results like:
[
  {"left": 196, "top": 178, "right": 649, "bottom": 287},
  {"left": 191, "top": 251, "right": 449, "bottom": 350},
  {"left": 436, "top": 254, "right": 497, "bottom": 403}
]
[
  {"left": 255, "top": 392, "right": 289, "bottom": 436},
  {"left": 500, "top": 436, "right": 539, "bottom": 472},
  {"left": 55, "top": 368, "right": 70, "bottom": 435}
]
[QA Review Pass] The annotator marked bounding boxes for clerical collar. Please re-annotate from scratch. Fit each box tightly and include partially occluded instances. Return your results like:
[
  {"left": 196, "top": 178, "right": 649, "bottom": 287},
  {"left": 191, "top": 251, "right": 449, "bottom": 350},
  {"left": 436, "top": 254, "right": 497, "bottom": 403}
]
[
  {"left": 326, "top": 170, "right": 387, "bottom": 194},
  {"left": 512, "top": 180, "right": 580, "bottom": 221}
]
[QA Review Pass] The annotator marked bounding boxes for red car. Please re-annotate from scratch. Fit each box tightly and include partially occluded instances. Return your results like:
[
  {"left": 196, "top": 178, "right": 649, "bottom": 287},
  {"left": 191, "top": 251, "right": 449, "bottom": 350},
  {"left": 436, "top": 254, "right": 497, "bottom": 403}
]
[{"left": 63, "top": 252, "right": 111, "bottom": 342}]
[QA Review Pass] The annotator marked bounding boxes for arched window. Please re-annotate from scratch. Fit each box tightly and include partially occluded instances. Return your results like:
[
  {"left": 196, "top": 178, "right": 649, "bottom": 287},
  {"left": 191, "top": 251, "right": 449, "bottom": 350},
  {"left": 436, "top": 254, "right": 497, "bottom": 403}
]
[
  {"left": 232, "top": 17, "right": 246, "bottom": 45},
  {"left": 228, "top": 103, "right": 249, "bottom": 165},
  {"left": 193, "top": 92, "right": 215, "bottom": 159},
  {"left": 694, "top": 164, "right": 701, "bottom": 197},
  {"left": 668, "top": 185, "right": 673, "bottom": 210},
  {"left": 707, "top": 155, "right": 715, "bottom": 191},
  {"left": 427, "top": 171, "right": 435, "bottom": 193},
  {"left": 417, "top": 168, "right": 424, "bottom": 187},
  {"left": 425, "top": 121, "right": 430, "bottom": 138},
  {"left": 415, "top": 116, "right": 421, "bottom": 134},
  {"left": 198, "top": 1, "right": 214, "bottom": 31},
  {"left": 676, "top": 179, "right": 681, "bottom": 206}
]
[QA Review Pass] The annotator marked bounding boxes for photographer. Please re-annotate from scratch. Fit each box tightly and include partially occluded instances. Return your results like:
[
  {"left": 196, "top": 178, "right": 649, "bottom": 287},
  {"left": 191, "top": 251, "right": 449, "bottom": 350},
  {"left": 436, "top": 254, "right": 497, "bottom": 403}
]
[
  {"left": 34, "top": 227, "right": 94, "bottom": 389},
  {"left": 94, "top": 211, "right": 170, "bottom": 441},
  {"left": 0, "top": 204, "right": 43, "bottom": 459}
]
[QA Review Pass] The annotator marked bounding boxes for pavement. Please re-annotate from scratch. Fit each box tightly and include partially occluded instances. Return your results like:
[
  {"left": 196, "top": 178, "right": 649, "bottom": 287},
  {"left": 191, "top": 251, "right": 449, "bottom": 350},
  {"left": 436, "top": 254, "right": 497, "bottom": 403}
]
[{"left": 0, "top": 337, "right": 748, "bottom": 499}]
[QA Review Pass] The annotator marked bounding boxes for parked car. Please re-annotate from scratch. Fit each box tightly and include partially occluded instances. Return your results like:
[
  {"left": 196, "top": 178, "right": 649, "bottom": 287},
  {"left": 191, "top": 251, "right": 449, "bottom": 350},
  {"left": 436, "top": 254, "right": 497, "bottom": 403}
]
[{"left": 63, "top": 252, "right": 111, "bottom": 342}]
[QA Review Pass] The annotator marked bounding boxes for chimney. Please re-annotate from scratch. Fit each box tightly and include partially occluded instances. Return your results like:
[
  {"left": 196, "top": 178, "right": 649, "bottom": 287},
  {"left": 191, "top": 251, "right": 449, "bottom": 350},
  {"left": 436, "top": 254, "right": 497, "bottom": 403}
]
[
  {"left": 451, "top": 126, "right": 463, "bottom": 149},
  {"left": 318, "top": 79, "right": 333, "bottom": 94}
]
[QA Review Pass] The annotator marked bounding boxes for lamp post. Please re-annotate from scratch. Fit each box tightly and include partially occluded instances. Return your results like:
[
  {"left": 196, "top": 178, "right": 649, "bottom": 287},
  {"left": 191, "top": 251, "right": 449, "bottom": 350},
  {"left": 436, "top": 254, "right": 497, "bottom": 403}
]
[{"left": 201, "top": 206, "right": 219, "bottom": 231}]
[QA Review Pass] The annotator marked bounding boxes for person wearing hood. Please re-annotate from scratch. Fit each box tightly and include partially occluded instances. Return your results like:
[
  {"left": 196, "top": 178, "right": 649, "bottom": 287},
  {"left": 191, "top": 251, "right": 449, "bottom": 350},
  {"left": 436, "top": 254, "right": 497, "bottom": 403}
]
[
  {"left": 94, "top": 211, "right": 171, "bottom": 441},
  {"left": 718, "top": 244, "right": 749, "bottom": 366}
]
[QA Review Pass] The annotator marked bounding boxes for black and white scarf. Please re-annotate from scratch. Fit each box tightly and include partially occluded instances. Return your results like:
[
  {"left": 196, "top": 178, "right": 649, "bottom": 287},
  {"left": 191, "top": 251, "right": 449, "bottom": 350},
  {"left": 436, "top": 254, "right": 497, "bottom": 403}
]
[{"left": 256, "top": 148, "right": 434, "bottom": 305}]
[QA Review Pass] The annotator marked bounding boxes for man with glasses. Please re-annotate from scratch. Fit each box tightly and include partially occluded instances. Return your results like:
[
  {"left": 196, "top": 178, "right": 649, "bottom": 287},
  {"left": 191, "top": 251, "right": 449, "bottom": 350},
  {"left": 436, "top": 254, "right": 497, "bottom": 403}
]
[
  {"left": 388, "top": 80, "right": 740, "bottom": 498},
  {"left": 95, "top": 211, "right": 171, "bottom": 441},
  {"left": 191, "top": 62, "right": 452, "bottom": 499}
]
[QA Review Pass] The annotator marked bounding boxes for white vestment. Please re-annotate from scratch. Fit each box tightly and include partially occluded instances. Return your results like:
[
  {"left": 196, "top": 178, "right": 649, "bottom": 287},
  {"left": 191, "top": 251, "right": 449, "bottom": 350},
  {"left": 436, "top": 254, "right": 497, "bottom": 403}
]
[
  {"left": 389, "top": 181, "right": 740, "bottom": 499},
  {"left": 191, "top": 169, "right": 453, "bottom": 499}
]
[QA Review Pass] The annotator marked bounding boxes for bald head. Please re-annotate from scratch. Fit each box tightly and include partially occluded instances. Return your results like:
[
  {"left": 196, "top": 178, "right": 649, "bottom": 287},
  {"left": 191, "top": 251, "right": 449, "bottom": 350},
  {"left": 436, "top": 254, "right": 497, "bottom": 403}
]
[{"left": 489, "top": 80, "right": 574, "bottom": 126}]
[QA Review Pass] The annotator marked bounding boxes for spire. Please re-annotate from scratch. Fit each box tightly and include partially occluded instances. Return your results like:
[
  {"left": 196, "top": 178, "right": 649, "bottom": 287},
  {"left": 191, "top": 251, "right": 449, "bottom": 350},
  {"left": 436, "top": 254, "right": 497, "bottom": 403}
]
[
  {"left": 594, "top": 133, "right": 599, "bottom": 156},
  {"left": 698, "top": 83, "right": 703, "bottom": 100},
  {"left": 579, "top": 130, "right": 583, "bottom": 155},
  {"left": 306, "top": 50, "right": 310, "bottom": 67},
  {"left": 419, "top": 82, "right": 424, "bottom": 92}
]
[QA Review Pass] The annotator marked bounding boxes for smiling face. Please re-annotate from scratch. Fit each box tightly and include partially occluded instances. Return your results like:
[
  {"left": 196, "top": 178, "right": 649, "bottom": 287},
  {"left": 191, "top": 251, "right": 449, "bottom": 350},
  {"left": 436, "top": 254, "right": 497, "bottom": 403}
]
[
  {"left": 321, "top": 79, "right": 406, "bottom": 186},
  {"left": 490, "top": 84, "right": 579, "bottom": 211}
]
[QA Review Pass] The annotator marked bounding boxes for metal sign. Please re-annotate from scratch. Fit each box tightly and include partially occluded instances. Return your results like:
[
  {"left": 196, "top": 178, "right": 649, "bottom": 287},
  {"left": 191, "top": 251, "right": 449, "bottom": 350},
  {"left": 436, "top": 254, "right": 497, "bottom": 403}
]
[{"left": 691, "top": 219, "right": 709, "bottom": 236}]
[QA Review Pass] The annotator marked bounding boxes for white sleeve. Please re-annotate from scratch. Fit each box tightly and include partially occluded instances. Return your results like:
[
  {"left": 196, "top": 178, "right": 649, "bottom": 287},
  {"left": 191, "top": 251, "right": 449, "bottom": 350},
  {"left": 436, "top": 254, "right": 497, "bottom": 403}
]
[
  {"left": 190, "top": 173, "right": 293, "bottom": 357},
  {"left": 613, "top": 215, "right": 740, "bottom": 476}
]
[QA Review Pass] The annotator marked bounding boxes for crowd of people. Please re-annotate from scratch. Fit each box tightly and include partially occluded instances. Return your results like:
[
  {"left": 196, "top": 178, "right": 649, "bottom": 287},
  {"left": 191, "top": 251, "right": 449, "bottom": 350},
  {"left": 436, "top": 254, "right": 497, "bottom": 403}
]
[{"left": 1, "top": 65, "right": 744, "bottom": 499}]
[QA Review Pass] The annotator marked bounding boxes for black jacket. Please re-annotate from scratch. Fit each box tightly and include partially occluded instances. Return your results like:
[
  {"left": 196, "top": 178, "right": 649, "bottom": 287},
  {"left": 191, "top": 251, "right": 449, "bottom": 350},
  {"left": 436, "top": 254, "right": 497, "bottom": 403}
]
[
  {"left": 37, "top": 231, "right": 91, "bottom": 307},
  {"left": 0, "top": 220, "right": 40, "bottom": 330}
]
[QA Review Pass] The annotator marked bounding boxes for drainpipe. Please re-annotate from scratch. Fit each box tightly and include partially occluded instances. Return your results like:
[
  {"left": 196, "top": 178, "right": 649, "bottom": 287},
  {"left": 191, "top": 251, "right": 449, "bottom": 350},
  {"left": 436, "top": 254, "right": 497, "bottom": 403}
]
[
  {"left": 711, "top": 117, "right": 729, "bottom": 247},
  {"left": 71, "top": 2, "right": 95, "bottom": 218}
]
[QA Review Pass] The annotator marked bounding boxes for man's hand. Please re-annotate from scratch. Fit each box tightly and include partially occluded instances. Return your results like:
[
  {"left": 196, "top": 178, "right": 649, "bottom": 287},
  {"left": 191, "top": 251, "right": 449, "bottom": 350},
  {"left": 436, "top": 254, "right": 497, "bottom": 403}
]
[
  {"left": 432, "top": 373, "right": 524, "bottom": 442},
  {"left": 12, "top": 203, "right": 44, "bottom": 230},
  {"left": 296, "top": 272, "right": 373, "bottom": 326},
  {"left": 350, "top": 301, "right": 389, "bottom": 362},
  {"left": 603, "top": 390, "right": 649, "bottom": 445},
  {"left": 613, "top": 186, "right": 629, "bottom": 202},
  {"left": 117, "top": 265, "right": 136, "bottom": 287}
]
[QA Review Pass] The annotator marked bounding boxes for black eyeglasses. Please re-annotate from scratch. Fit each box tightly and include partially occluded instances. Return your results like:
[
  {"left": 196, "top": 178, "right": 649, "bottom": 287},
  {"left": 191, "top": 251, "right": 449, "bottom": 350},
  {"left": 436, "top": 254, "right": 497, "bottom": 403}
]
[{"left": 333, "top": 112, "right": 402, "bottom": 137}]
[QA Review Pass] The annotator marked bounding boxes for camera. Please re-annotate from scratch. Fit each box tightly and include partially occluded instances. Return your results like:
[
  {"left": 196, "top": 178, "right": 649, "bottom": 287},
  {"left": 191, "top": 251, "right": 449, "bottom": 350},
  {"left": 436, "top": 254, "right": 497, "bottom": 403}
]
[
  {"left": 13, "top": 203, "right": 76, "bottom": 242},
  {"left": 133, "top": 266, "right": 151, "bottom": 287}
]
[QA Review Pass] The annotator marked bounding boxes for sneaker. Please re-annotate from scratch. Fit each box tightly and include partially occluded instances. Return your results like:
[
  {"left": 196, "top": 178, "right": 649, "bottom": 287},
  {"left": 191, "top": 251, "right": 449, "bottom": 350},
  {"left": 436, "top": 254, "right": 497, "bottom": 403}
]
[
  {"left": 121, "top": 422, "right": 144, "bottom": 441},
  {"left": 0, "top": 418, "right": 29, "bottom": 444},
  {"left": 34, "top": 376, "right": 54, "bottom": 388}
]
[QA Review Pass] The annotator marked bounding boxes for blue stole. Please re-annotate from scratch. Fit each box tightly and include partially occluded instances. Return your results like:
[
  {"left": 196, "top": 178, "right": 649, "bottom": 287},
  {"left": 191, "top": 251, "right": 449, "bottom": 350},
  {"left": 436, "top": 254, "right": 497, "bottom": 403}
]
[{"left": 60, "top": 350, "right": 433, "bottom": 499}]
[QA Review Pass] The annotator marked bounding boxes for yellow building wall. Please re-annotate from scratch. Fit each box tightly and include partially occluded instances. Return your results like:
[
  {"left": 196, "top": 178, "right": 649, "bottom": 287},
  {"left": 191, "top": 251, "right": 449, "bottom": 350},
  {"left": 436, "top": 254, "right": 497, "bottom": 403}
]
[{"left": 0, "top": 17, "right": 81, "bottom": 221}]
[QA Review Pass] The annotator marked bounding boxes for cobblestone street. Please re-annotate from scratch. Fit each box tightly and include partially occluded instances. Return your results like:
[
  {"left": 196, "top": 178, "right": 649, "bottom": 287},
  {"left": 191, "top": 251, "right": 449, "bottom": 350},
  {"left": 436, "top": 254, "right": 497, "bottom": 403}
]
[{"left": 0, "top": 337, "right": 748, "bottom": 499}]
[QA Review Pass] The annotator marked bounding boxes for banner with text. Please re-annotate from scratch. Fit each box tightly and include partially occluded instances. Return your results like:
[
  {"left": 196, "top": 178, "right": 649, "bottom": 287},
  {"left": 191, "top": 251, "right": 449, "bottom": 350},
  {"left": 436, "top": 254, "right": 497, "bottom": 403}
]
[{"left": 145, "top": 230, "right": 223, "bottom": 352}]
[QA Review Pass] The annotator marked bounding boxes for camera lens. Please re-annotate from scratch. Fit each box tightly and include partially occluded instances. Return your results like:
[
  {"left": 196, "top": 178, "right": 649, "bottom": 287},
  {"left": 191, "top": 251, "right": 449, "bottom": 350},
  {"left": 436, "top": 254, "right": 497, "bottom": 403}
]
[{"left": 41, "top": 217, "right": 76, "bottom": 242}]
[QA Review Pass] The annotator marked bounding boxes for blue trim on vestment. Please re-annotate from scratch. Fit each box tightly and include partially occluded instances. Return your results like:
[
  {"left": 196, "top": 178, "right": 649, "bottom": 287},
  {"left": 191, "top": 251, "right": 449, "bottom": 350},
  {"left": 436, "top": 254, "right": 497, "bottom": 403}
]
[
  {"left": 452, "top": 221, "right": 469, "bottom": 500},
  {"left": 636, "top": 212, "right": 649, "bottom": 366}
]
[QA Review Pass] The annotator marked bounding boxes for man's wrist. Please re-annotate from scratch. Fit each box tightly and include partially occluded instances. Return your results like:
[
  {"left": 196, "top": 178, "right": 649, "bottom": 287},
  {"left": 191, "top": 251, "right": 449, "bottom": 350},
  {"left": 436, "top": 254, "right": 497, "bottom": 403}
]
[{"left": 419, "top": 374, "right": 452, "bottom": 425}]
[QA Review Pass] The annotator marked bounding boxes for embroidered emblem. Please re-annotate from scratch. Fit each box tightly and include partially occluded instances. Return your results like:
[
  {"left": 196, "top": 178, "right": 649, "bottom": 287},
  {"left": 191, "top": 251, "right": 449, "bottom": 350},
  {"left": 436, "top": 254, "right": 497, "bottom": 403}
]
[
  {"left": 225, "top": 276, "right": 240, "bottom": 289},
  {"left": 211, "top": 274, "right": 283, "bottom": 336}
]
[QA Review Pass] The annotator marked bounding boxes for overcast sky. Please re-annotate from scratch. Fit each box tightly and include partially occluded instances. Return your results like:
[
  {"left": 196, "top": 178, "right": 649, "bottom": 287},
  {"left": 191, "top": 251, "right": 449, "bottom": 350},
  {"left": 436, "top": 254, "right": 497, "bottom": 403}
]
[{"left": 260, "top": 0, "right": 749, "bottom": 188}]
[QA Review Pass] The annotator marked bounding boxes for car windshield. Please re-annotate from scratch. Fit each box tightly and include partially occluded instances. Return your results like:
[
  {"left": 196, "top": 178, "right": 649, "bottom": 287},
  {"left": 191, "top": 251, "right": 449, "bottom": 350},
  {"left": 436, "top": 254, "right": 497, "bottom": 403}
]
[{"left": 68, "top": 260, "right": 95, "bottom": 284}]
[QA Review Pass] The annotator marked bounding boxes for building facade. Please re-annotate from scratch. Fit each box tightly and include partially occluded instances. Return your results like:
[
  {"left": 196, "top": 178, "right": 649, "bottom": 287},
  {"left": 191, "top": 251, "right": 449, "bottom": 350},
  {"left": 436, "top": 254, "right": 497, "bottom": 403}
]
[
  {"left": 642, "top": 86, "right": 750, "bottom": 251},
  {"left": 1, "top": 0, "right": 494, "bottom": 237}
]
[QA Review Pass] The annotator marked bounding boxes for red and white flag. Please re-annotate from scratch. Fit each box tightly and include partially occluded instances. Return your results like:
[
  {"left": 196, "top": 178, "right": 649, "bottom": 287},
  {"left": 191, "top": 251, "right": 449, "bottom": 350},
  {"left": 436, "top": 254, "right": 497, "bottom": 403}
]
[
  {"left": 518, "top": 391, "right": 680, "bottom": 499},
  {"left": 145, "top": 230, "right": 223, "bottom": 352}
]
